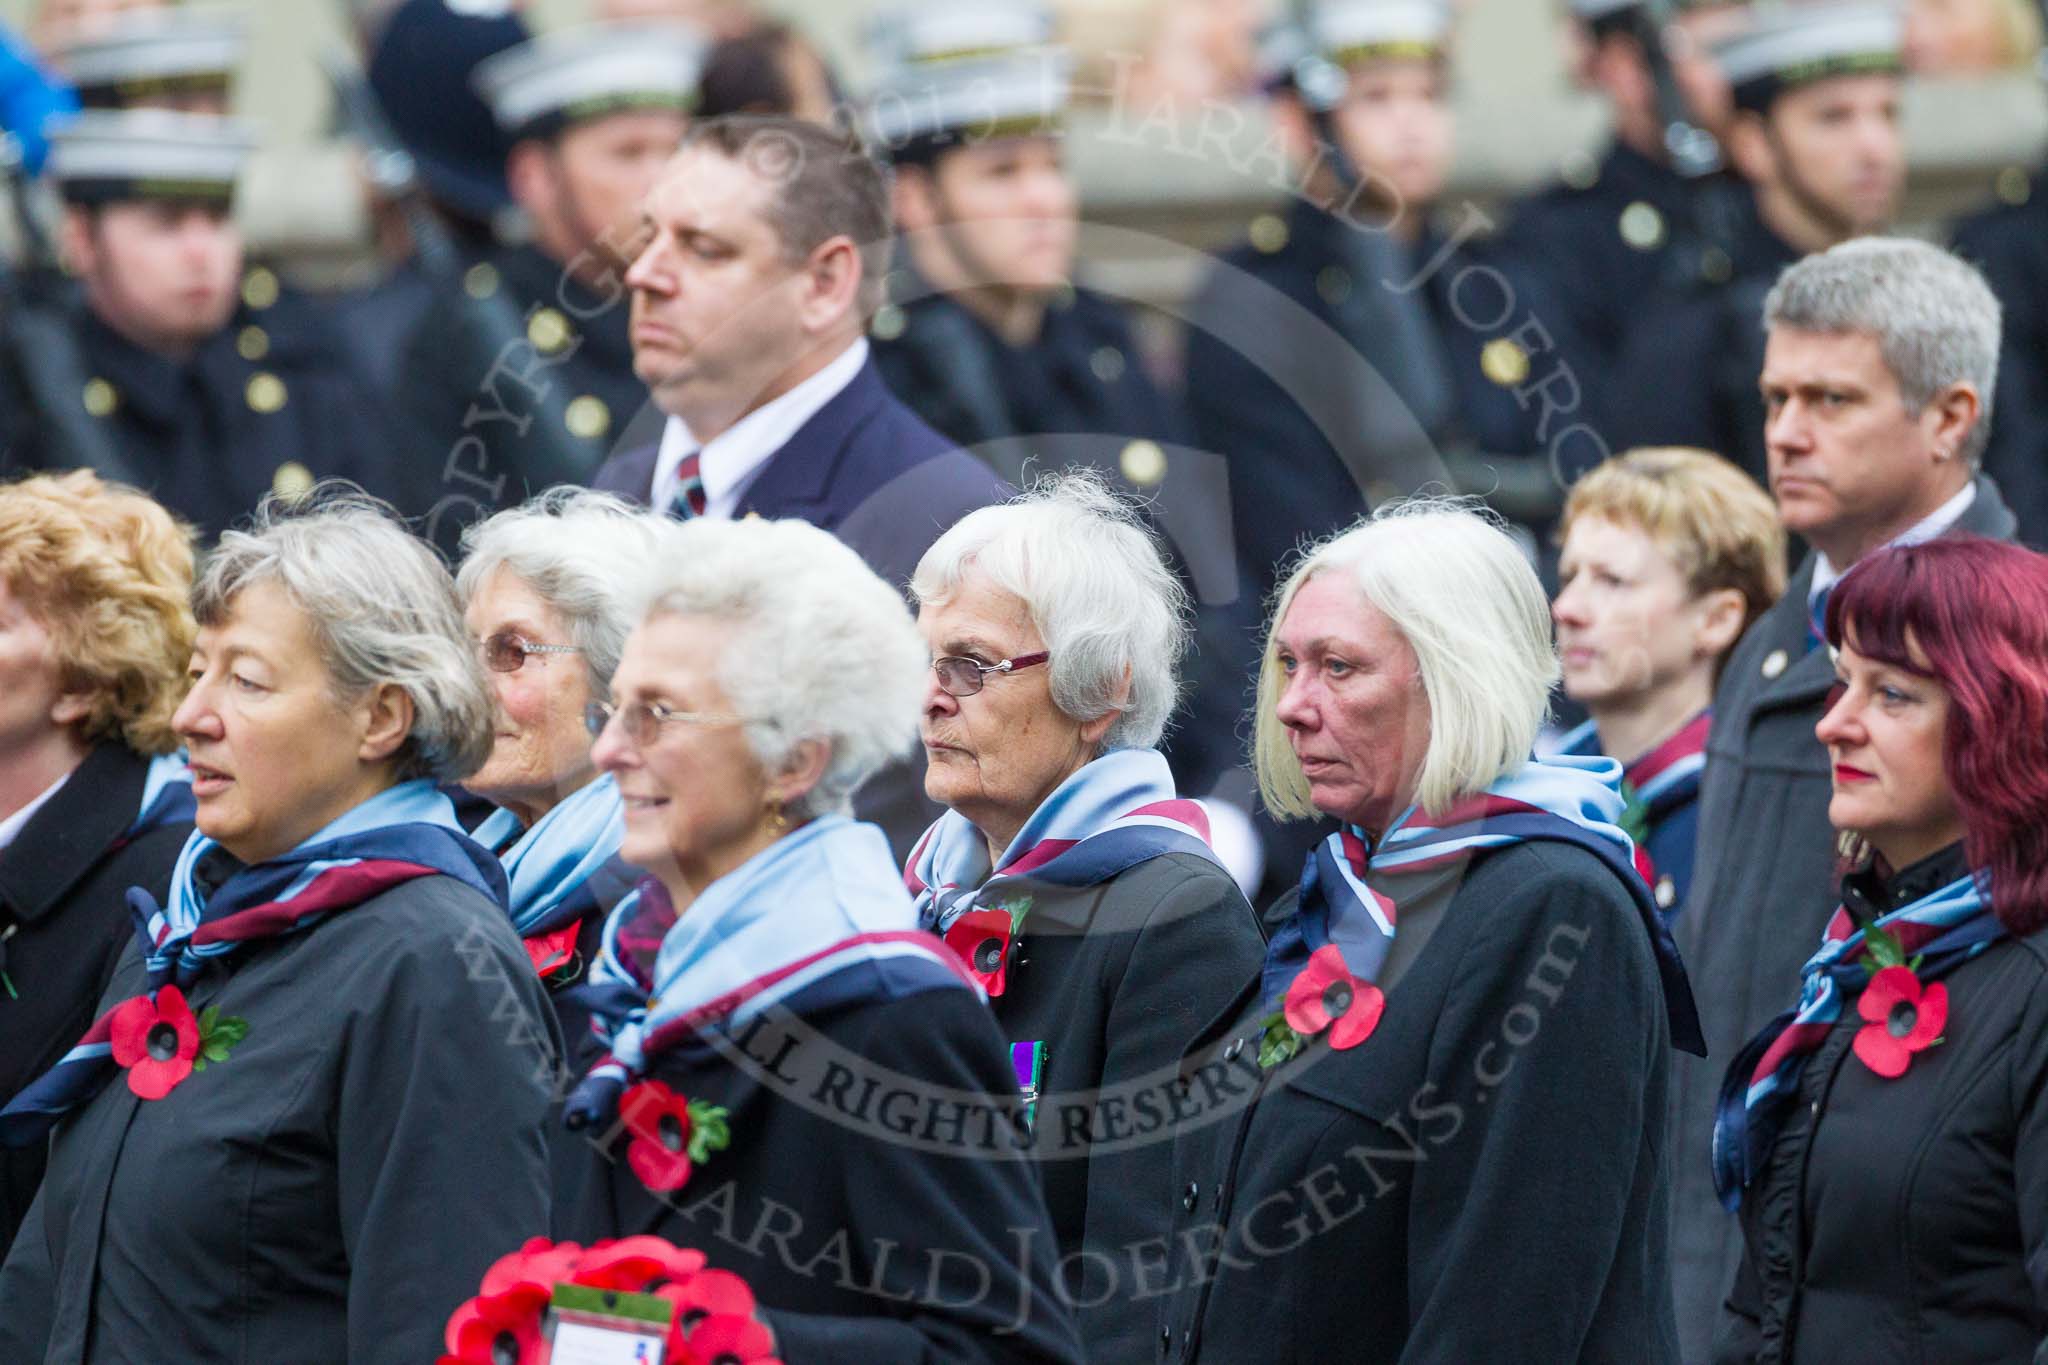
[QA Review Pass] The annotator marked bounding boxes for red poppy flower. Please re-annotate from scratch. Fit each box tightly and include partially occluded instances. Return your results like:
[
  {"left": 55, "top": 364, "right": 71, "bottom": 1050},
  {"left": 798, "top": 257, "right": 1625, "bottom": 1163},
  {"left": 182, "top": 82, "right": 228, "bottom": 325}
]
[
  {"left": 942, "top": 908, "right": 1015, "bottom": 996},
  {"left": 672, "top": 1310, "right": 778, "bottom": 1364},
  {"left": 522, "top": 921, "right": 582, "bottom": 979},
  {"left": 1282, "top": 945, "right": 1385, "bottom": 1050},
  {"left": 621, "top": 1079, "right": 697, "bottom": 1191},
  {"left": 108, "top": 985, "right": 200, "bottom": 1100},
  {"left": 479, "top": 1237, "right": 582, "bottom": 1306},
  {"left": 658, "top": 1266, "right": 757, "bottom": 1330},
  {"left": 574, "top": 1235, "right": 707, "bottom": 1292},
  {"left": 1854, "top": 965, "right": 1948, "bottom": 1079},
  {"left": 442, "top": 1291, "right": 545, "bottom": 1364}
]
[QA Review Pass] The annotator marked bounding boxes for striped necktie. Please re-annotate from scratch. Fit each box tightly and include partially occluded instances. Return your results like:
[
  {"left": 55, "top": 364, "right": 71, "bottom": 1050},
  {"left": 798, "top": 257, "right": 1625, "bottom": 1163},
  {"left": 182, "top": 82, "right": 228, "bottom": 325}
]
[{"left": 669, "top": 451, "right": 705, "bottom": 520}]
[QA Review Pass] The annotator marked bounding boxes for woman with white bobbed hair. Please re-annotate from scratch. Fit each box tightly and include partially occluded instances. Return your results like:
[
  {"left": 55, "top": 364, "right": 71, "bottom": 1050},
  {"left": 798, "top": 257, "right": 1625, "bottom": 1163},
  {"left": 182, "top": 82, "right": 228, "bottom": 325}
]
[
  {"left": 457, "top": 490, "right": 668, "bottom": 1050},
  {"left": 557, "top": 515, "right": 1081, "bottom": 1363},
  {"left": 0, "top": 487, "right": 555, "bottom": 1365},
  {"left": 1150, "top": 499, "right": 1704, "bottom": 1365},
  {"left": 901, "top": 470, "right": 1263, "bottom": 1362}
]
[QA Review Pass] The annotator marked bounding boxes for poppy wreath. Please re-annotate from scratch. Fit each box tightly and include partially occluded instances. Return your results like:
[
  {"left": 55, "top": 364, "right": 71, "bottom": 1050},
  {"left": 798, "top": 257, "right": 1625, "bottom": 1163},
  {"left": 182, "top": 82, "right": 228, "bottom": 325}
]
[
  {"left": 619, "top": 1078, "right": 733, "bottom": 1192},
  {"left": 941, "top": 895, "right": 1032, "bottom": 996},
  {"left": 1258, "top": 944, "right": 1387, "bottom": 1069},
  {"left": 1853, "top": 964, "right": 1948, "bottom": 1079},
  {"left": 439, "top": 1235, "right": 779, "bottom": 1365},
  {"left": 107, "top": 986, "right": 248, "bottom": 1100}
]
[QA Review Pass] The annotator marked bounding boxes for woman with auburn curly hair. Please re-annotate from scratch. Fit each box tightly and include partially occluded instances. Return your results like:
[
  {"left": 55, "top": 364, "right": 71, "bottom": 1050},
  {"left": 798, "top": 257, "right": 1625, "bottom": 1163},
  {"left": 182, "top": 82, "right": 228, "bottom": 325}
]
[
  {"left": 1714, "top": 537, "right": 2048, "bottom": 1363},
  {"left": 0, "top": 471, "right": 197, "bottom": 1256}
]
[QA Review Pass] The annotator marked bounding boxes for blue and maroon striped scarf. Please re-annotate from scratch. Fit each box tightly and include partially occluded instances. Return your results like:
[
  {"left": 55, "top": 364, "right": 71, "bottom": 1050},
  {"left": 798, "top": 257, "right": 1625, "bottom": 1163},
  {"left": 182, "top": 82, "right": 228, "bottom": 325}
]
[
  {"left": 904, "top": 747, "right": 1222, "bottom": 932},
  {"left": 1556, "top": 712, "right": 1710, "bottom": 882},
  {"left": 0, "top": 779, "right": 506, "bottom": 1146},
  {"left": 1711, "top": 868, "right": 1998, "bottom": 1209},
  {"left": 565, "top": 815, "right": 979, "bottom": 1129},
  {"left": 1263, "top": 753, "right": 1705, "bottom": 1055}
]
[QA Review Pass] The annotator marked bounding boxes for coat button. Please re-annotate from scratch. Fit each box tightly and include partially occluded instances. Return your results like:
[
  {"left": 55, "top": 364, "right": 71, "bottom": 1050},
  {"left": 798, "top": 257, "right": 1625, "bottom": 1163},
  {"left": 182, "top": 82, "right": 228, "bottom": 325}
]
[
  {"left": 1120, "top": 439, "right": 1167, "bottom": 487},
  {"left": 1761, "top": 648, "right": 1789, "bottom": 679},
  {"left": 1181, "top": 1181, "right": 1199, "bottom": 1211}
]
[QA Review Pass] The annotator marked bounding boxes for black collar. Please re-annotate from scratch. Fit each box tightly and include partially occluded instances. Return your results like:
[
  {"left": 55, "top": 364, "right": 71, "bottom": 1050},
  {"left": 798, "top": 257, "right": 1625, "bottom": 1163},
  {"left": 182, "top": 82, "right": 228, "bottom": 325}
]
[
  {"left": 1841, "top": 841, "right": 1973, "bottom": 923},
  {"left": 0, "top": 743, "right": 154, "bottom": 923}
]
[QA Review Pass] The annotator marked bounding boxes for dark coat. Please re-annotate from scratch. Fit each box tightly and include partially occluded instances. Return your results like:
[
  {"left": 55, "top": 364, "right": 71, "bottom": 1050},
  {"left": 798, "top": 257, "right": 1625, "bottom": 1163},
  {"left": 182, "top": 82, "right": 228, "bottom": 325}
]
[
  {"left": 1667, "top": 475, "right": 2018, "bottom": 1362},
  {"left": 968, "top": 852, "right": 1266, "bottom": 1362},
  {"left": 556, "top": 981, "right": 1084, "bottom": 1364},
  {"left": 1498, "top": 140, "right": 1704, "bottom": 364},
  {"left": 1604, "top": 197, "right": 1802, "bottom": 486},
  {"left": 1151, "top": 838, "right": 1679, "bottom": 1365},
  {"left": 2, "top": 291, "right": 413, "bottom": 539},
  {"left": 0, "top": 744, "right": 191, "bottom": 1255},
  {"left": 1717, "top": 846, "right": 2048, "bottom": 1365},
  {"left": 0, "top": 873, "right": 560, "bottom": 1365},
  {"left": 1952, "top": 184, "right": 2048, "bottom": 545},
  {"left": 591, "top": 355, "right": 1011, "bottom": 856}
]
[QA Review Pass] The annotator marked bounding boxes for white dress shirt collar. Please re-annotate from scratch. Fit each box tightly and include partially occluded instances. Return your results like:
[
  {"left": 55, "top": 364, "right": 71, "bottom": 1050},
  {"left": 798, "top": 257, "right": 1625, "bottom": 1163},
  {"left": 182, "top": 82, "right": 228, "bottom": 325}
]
[{"left": 651, "top": 338, "right": 870, "bottom": 519}]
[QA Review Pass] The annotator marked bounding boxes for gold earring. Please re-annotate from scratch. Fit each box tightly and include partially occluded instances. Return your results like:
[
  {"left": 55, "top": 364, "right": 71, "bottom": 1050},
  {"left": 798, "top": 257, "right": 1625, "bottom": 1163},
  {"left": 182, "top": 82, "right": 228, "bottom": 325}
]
[{"left": 766, "top": 800, "right": 789, "bottom": 836}]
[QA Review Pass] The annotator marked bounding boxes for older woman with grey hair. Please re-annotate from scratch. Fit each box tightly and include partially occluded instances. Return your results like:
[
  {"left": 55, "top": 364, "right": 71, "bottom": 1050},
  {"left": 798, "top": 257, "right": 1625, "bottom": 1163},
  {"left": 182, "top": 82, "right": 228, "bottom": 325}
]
[
  {"left": 457, "top": 489, "right": 668, "bottom": 1036},
  {"left": 1149, "top": 499, "right": 1703, "bottom": 1365},
  {"left": 896, "top": 470, "right": 1263, "bottom": 1361},
  {"left": 0, "top": 487, "right": 556, "bottom": 1365},
  {"left": 556, "top": 513, "right": 1081, "bottom": 1363}
]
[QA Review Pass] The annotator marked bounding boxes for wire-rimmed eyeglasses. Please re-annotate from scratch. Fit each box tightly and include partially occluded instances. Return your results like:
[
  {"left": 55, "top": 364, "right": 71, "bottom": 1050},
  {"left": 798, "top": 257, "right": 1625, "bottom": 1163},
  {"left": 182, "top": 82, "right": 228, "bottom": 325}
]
[
  {"left": 584, "top": 699, "right": 744, "bottom": 746},
  {"left": 480, "top": 630, "right": 582, "bottom": 674}
]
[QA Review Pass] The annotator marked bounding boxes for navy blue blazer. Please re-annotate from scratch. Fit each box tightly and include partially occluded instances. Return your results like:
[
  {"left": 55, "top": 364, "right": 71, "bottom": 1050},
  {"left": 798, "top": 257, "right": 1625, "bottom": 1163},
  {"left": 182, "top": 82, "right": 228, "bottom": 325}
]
[{"left": 590, "top": 354, "right": 1009, "bottom": 595}]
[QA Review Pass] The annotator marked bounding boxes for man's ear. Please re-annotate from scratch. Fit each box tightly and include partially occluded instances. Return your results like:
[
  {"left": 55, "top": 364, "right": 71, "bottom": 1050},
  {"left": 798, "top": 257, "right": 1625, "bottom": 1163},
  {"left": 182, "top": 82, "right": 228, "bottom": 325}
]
[
  {"left": 504, "top": 139, "right": 554, "bottom": 220},
  {"left": 1724, "top": 110, "right": 1775, "bottom": 186},
  {"left": 58, "top": 204, "right": 96, "bottom": 278},
  {"left": 892, "top": 163, "right": 937, "bottom": 232},
  {"left": 1924, "top": 382, "right": 1982, "bottom": 468},
  {"left": 795, "top": 235, "right": 863, "bottom": 334}
]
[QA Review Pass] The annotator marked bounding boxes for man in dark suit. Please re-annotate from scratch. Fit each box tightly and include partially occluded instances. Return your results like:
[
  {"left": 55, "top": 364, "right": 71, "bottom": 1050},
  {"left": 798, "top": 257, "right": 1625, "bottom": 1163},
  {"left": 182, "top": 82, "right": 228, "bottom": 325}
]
[
  {"left": 591, "top": 114, "right": 1007, "bottom": 847},
  {"left": 1669, "top": 237, "right": 2017, "bottom": 1363}
]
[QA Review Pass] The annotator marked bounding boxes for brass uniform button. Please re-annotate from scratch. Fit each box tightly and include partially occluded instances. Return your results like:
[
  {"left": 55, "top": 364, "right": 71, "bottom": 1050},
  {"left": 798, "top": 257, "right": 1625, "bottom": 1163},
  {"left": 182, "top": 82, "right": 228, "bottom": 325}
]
[
  {"left": 1761, "top": 648, "right": 1789, "bottom": 679},
  {"left": 1316, "top": 266, "right": 1352, "bottom": 305},
  {"left": 463, "top": 263, "right": 500, "bottom": 300},
  {"left": 1480, "top": 338, "right": 1530, "bottom": 388},
  {"left": 271, "top": 461, "right": 314, "bottom": 499},
  {"left": 1249, "top": 213, "right": 1289, "bottom": 255},
  {"left": 527, "top": 307, "right": 572, "bottom": 355},
  {"left": 1090, "top": 346, "right": 1126, "bottom": 383},
  {"left": 245, "top": 372, "right": 288, "bottom": 414},
  {"left": 240, "top": 267, "right": 279, "bottom": 311},
  {"left": 565, "top": 395, "right": 610, "bottom": 440},
  {"left": 1996, "top": 166, "right": 2032, "bottom": 206},
  {"left": 870, "top": 303, "right": 906, "bottom": 341},
  {"left": 82, "top": 377, "right": 118, "bottom": 417},
  {"left": 1119, "top": 439, "right": 1167, "bottom": 487},
  {"left": 1655, "top": 876, "right": 1677, "bottom": 910},
  {"left": 237, "top": 325, "right": 269, "bottom": 361},
  {"left": 1619, "top": 201, "right": 1666, "bottom": 251}
]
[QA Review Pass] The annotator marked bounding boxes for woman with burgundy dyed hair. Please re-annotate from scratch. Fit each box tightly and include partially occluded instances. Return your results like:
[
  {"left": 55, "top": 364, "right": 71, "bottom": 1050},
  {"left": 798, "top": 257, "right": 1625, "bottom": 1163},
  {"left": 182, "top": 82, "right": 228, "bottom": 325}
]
[{"left": 1712, "top": 536, "right": 2048, "bottom": 1364}]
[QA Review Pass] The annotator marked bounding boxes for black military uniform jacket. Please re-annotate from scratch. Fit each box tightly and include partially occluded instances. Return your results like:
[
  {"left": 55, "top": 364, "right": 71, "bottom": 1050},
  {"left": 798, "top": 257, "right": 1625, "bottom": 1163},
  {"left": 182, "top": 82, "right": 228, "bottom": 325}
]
[
  {"left": 6, "top": 284, "right": 411, "bottom": 538},
  {"left": 1501, "top": 139, "right": 1701, "bottom": 363},
  {"left": 1149, "top": 839, "right": 1679, "bottom": 1364},
  {"left": 0, "top": 874, "right": 559, "bottom": 1365},
  {"left": 0, "top": 744, "right": 190, "bottom": 1256},
  {"left": 965, "top": 852, "right": 1265, "bottom": 1363},
  {"left": 557, "top": 982, "right": 1084, "bottom": 1364},
  {"left": 1952, "top": 176, "right": 2048, "bottom": 544},
  {"left": 1719, "top": 845, "right": 2048, "bottom": 1365},
  {"left": 1665, "top": 475, "right": 2016, "bottom": 1363}
]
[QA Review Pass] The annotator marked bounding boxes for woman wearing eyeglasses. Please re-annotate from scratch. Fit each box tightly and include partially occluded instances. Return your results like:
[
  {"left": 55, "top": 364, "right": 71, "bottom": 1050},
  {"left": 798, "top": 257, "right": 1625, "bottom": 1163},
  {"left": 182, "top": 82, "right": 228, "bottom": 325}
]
[
  {"left": 904, "top": 472, "right": 1265, "bottom": 1363},
  {"left": 557, "top": 514, "right": 1081, "bottom": 1363},
  {"left": 457, "top": 490, "right": 669, "bottom": 1067}
]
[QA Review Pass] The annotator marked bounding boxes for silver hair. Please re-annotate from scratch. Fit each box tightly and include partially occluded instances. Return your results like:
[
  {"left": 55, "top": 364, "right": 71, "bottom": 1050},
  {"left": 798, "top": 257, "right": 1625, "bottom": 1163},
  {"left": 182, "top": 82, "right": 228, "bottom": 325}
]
[
  {"left": 909, "top": 469, "right": 1191, "bottom": 750},
  {"left": 635, "top": 516, "right": 926, "bottom": 821},
  {"left": 456, "top": 488, "right": 671, "bottom": 695},
  {"left": 1764, "top": 236, "right": 2002, "bottom": 465},
  {"left": 193, "top": 485, "right": 495, "bottom": 783},
  {"left": 1254, "top": 498, "right": 1559, "bottom": 820}
]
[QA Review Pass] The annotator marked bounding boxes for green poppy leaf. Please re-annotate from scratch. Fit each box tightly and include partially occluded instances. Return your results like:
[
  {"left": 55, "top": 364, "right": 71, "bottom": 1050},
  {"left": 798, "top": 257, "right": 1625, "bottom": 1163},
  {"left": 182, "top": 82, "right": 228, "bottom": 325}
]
[
  {"left": 199, "top": 1004, "right": 220, "bottom": 1034},
  {"left": 203, "top": 1041, "right": 231, "bottom": 1062},
  {"left": 192, "top": 1056, "right": 208, "bottom": 1072}
]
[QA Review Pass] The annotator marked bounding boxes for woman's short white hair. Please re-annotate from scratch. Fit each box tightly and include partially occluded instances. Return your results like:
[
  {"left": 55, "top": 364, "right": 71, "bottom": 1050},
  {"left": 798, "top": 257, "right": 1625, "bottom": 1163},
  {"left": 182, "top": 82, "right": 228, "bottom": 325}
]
[
  {"left": 1253, "top": 498, "right": 1559, "bottom": 821},
  {"left": 456, "top": 488, "right": 670, "bottom": 693},
  {"left": 193, "top": 484, "right": 495, "bottom": 784},
  {"left": 908, "top": 469, "right": 1190, "bottom": 750},
  {"left": 634, "top": 516, "right": 925, "bottom": 821}
]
